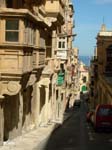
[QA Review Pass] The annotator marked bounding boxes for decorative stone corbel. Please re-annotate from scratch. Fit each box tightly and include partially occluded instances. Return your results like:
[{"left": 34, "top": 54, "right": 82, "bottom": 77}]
[
  {"left": 44, "top": 17, "right": 57, "bottom": 27},
  {"left": 38, "top": 78, "right": 50, "bottom": 88},
  {"left": 42, "top": 66, "right": 53, "bottom": 76},
  {"left": 1, "top": 81, "right": 21, "bottom": 96},
  {"left": 26, "top": 73, "right": 36, "bottom": 87},
  {"left": 0, "top": 95, "right": 4, "bottom": 102}
]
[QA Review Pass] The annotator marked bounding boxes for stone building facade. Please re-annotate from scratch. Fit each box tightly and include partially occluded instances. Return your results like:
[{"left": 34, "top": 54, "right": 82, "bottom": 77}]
[
  {"left": 89, "top": 47, "right": 98, "bottom": 109},
  {"left": 68, "top": 47, "right": 80, "bottom": 107},
  {"left": 79, "top": 61, "right": 89, "bottom": 94},
  {"left": 89, "top": 24, "right": 112, "bottom": 109},
  {"left": 0, "top": 0, "right": 75, "bottom": 145}
]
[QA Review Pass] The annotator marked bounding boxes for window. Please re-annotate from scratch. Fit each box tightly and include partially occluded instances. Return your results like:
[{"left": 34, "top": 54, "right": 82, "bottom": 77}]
[
  {"left": 82, "top": 76, "right": 87, "bottom": 83},
  {"left": 91, "top": 80, "right": 94, "bottom": 86},
  {"left": 57, "top": 37, "right": 67, "bottom": 50},
  {"left": 107, "top": 46, "right": 112, "bottom": 61},
  {"left": 106, "top": 45, "right": 112, "bottom": 73},
  {"left": 24, "top": 20, "right": 36, "bottom": 45},
  {"left": 5, "top": 20, "right": 19, "bottom": 42},
  {"left": 58, "top": 41, "right": 61, "bottom": 48},
  {"left": 6, "top": 0, "right": 13, "bottom": 8},
  {"left": 6, "top": 0, "right": 23, "bottom": 8},
  {"left": 56, "top": 90, "right": 58, "bottom": 99}
]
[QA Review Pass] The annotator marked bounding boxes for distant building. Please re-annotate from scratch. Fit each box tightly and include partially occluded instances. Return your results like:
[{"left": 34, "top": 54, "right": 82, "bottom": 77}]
[{"left": 79, "top": 61, "right": 89, "bottom": 94}]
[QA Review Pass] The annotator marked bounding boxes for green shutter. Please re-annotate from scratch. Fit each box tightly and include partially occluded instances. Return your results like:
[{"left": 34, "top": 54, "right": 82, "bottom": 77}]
[
  {"left": 57, "top": 71, "right": 64, "bottom": 85},
  {"left": 81, "top": 85, "right": 87, "bottom": 92}
]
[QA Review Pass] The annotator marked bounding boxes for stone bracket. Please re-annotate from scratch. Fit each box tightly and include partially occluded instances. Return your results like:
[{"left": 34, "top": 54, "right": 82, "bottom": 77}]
[{"left": 1, "top": 81, "right": 21, "bottom": 96}]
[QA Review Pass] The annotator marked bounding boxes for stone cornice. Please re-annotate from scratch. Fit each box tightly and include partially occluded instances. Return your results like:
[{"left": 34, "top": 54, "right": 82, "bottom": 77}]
[{"left": 0, "top": 8, "right": 52, "bottom": 27}]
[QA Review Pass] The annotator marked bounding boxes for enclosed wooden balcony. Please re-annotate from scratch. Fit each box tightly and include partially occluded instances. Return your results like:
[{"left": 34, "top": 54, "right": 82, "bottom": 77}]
[
  {"left": 45, "top": 0, "right": 65, "bottom": 24},
  {"left": 0, "top": 9, "right": 47, "bottom": 75}
]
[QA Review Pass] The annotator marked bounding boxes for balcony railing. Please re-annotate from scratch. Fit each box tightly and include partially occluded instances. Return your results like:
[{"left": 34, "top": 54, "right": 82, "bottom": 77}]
[{"left": 56, "top": 50, "right": 68, "bottom": 60}]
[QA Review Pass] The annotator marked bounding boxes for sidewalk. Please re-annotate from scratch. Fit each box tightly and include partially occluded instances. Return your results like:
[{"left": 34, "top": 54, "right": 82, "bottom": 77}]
[{"left": 0, "top": 110, "right": 73, "bottom": 150}]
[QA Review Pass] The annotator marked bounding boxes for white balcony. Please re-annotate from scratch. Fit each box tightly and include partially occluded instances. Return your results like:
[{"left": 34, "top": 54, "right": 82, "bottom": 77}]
[{"left": 57, "top": 50, "right": 68, "bottom": 60}]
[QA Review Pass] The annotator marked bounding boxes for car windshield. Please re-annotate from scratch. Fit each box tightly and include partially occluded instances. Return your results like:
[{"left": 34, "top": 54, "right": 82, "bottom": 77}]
[{"left": 98, "top": 108, "right": 112, "bottom": 116}]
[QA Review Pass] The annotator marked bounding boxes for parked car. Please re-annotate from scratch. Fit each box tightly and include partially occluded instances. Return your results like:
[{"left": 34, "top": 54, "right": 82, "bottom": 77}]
[
  {"left": 91, "top": 104, "right": 112, "bottom": 131},
  {"left": 73, "top": 99, "right": 81, "bottom": 108}
]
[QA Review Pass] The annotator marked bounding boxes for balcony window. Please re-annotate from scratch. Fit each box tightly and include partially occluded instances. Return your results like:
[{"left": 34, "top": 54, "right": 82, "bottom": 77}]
[
  {"left": 24, "top": 20, "right": 36, "bottom": 45},
  {"left": 58, "top": 41, "right": 61, "bottom": 48},
  {"left": 5, "top": 20, "right": 19, "bottom": 42},
  {"left": 58, "top": 40, "right": 65, "bottom": 49},
  {"left": 57, "top": 37, "right": 67, "bottom": 50}
]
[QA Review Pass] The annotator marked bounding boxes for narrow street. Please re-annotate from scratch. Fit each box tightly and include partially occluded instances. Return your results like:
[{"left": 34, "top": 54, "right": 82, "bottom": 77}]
[
  {"left": 0, "top": 1, "right": 112, "bottom": 149},
  {"left": 35, "top": 100, "right": 112, "bottom": 150}
]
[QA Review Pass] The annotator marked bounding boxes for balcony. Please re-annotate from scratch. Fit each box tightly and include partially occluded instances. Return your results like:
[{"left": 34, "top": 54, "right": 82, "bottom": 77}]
[
  {"left": 33, "top": 49, "right": 45, "bottom": 70},
  {"left": 57, "top": 50, "right": 68, "bottom": 60},
  {"left": 45, "top": 0, "right": 65, "bottom": 24},
  {"left": 56, "top": 70, "right": 65, "bottom": 86},
  {"left": 42, "top": 57, "right": 60, "bottom": 77},
  {"left": 0, "top": 10, "right": 47, "bottom": 75}
]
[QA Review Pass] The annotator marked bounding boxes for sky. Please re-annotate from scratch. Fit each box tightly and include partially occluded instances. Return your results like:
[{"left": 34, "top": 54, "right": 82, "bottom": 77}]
[{"left": 72, "top": 0, "right": 112, "bottom": 56}]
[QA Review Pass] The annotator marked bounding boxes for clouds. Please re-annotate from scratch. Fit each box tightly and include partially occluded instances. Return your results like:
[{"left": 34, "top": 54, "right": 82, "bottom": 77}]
[{"left": 94, "top": 0, "right": 112, "bottom": 4}]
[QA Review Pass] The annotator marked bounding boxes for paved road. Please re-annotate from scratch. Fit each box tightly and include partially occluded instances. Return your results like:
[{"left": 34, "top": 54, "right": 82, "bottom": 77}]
[{"left": 35, "top": 101, "right": 112, "bottom": 150}]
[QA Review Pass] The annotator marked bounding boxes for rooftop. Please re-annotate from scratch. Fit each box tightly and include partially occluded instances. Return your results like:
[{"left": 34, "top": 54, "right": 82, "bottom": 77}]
[{"left": 98, "top": 24, "right": 112, "bottom": 36}]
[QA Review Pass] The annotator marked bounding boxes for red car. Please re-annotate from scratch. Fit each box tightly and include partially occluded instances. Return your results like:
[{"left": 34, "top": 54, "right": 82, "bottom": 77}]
[{"left": 92, "top": 104, "right": 112, "bottom": 131}]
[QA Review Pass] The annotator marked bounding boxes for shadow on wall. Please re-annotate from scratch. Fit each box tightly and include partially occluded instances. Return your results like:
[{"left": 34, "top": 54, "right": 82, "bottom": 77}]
[
  {"left": 22, "top": 86, "right": 33, "bottom": 128},
  {"left": 4, "top": 94, "right": 20, "bottom": 141},
  {"left": 3, "top": 85, "right": 34, "bottom": 141}
]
